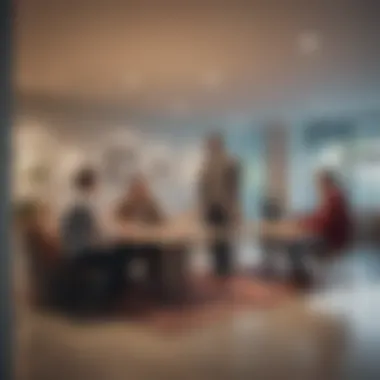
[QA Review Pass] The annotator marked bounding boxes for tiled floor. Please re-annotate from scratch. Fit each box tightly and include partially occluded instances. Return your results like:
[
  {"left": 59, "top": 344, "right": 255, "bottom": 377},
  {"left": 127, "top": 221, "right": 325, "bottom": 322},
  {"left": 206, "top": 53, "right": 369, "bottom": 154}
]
[{"left": 15, "top": 244, "right": 380, "bottom": 380}]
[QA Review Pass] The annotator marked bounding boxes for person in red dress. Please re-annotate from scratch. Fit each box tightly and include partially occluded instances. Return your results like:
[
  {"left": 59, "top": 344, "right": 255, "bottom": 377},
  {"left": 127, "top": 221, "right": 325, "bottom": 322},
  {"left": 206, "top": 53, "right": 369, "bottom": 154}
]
[
  {"left": 287, "top": 169, "right": 353, "bottom": 286},
  {"left": 300, "top": 170, "right": 352, "bottom": 253},
  {"left": 260, "top": 170, "right": 353, "bottom": 286}
]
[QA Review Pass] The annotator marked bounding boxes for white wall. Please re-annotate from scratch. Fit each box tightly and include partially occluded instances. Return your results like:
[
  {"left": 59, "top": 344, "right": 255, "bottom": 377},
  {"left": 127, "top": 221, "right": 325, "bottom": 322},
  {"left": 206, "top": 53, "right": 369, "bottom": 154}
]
[
  {"left": 13, "top": 116, "right": 265, "bottom": 269},
  {"left": 13, "top": 117, "right": 204, "bottom": 217}
]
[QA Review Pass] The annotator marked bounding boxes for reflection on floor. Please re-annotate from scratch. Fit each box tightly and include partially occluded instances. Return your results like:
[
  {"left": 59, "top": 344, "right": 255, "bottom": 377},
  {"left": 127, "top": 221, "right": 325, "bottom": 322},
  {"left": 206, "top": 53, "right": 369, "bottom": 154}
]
[
  {"left": 16, "top": 245, "right": 380, "bottom": 380},
  {"left": 112, "top": 276, "right": 292, "bottom": 333}
]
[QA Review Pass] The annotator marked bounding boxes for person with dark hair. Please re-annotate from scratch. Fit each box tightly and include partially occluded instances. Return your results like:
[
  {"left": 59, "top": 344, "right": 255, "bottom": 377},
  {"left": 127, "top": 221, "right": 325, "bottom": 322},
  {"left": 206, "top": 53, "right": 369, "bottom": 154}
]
[
  {"left": 199, "top": 133, "right": 240, "bottom": 279},
  {"left": 61, "top": 168, "right": 101, "bottom": 256},
  {"left": 300, "top": 169, "right": 352, "bottom": 251},
  {"left": 59, "top": 168, "right": 112, "bottom": 314},
  {"left": 287, "top": 169, "right": 352, "bottom": 286}
]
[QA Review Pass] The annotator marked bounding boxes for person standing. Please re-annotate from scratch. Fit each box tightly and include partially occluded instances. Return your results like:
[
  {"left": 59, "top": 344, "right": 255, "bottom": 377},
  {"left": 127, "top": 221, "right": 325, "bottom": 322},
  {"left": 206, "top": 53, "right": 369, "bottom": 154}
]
[{"left": 199, "top": 133, "right": 241, "bottom": 278}]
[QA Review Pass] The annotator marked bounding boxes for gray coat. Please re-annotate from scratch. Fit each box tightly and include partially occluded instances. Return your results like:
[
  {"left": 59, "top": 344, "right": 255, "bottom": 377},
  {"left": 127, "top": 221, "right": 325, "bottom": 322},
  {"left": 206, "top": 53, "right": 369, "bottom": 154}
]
[{"left": 199, "top": 157, "right": 240, "bottom": 216}]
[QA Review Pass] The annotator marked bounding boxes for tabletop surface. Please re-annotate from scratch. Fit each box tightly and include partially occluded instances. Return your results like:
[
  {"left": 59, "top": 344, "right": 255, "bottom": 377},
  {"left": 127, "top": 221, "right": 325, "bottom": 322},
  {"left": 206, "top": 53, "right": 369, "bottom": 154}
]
[
  {"left": 46, "top": 211, "right": 311, "bottom": 245},
  {"left": 110, "top": 218, "right": 310, "bottom": 244}
]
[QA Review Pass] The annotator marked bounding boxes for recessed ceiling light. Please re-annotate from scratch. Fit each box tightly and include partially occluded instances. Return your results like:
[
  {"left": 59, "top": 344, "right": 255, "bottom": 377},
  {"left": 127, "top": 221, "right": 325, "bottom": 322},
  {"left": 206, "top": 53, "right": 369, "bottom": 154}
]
[{"left": 297, "top": 31, "right": 322, "bottom": 55}]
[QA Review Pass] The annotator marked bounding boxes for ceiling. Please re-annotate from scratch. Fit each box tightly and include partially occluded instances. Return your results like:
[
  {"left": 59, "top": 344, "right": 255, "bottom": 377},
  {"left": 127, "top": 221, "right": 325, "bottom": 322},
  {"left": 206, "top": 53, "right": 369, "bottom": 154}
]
[{"left": 15, "top": 0, "right": 380, "bottom": 122}]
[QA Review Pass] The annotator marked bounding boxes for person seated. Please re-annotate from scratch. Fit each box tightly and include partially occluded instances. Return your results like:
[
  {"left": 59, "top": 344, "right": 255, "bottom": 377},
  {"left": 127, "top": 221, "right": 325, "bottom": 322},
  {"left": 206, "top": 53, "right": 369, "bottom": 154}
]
[
  {"left": 61, "top": 168, "right": 102, "bottom": 257},
  {"left": 113, "top": 175, "right": 165, "bottom": 298},
  {"left": 289, "top": 169, "right": 353, "bottom": 285},
  {"left": 116, "top": 175, "right": 165, "bottom": 225},
  {"left": 299, "top": 169, "right": 352, "bottom": 253},
  {"left": 60, "top": 168, "right": 114, "bottom": 313}
]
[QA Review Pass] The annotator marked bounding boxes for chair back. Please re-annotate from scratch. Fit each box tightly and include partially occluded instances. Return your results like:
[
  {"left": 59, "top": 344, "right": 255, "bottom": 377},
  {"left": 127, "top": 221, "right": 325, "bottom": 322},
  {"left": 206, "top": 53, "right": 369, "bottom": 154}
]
[{"left": 23, "top": 224, "right": 61, "bottom": 305}]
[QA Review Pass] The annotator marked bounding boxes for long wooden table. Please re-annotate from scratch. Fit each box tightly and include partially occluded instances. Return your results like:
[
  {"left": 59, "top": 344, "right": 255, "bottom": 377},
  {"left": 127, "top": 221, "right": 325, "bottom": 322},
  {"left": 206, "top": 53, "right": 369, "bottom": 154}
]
[
  {"left": 109, "top": 220, "right": 209, "bottom": 303},
  {"left": 111, "top": 219, "right": 309, "bottom": 245},
  {"left": 108, "top": 219, "right": 312, "bottom": 303}
]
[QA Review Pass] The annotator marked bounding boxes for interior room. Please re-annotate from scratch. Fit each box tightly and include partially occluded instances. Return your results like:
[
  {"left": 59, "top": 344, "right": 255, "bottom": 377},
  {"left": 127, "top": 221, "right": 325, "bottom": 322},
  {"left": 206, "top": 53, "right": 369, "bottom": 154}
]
[{"left": 13, "top": 1, "right": 380, "bottom": 379}]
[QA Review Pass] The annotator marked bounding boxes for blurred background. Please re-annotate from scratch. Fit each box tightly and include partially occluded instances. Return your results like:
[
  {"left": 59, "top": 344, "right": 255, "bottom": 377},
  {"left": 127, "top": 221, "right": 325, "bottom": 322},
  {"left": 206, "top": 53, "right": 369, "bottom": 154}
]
[
  {"left": 14, "top": 1, "right": 380, "bottom": 228},
  {"left": 12, "top": 1, "right": 380, "bottom": 380}
]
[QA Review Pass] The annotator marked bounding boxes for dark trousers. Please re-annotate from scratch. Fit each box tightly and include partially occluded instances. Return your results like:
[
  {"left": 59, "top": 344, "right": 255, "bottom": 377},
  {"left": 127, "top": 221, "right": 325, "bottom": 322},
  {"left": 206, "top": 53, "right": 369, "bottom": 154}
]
[{"left": 204, "top": 204, "right": 233, "bottom": 277}]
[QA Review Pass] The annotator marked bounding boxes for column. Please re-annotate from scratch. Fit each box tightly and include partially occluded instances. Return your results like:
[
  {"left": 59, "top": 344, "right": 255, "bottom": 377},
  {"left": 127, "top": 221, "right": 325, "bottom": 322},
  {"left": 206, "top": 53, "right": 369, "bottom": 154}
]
[{"left": 0, "top": 0, "right": 11, "bottom": 379}]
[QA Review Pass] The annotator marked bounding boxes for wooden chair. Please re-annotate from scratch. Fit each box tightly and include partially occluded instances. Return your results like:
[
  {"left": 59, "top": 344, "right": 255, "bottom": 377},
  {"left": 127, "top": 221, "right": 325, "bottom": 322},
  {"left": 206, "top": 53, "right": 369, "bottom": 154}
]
[{"left": 15, "top": 202, "right": 62, "bottom": 309}]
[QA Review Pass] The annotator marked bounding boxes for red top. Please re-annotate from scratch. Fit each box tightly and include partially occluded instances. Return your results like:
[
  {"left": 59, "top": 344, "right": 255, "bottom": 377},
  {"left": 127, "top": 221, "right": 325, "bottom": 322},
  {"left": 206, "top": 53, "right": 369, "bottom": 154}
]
[{"left": 301, "top": 187, "right": 352, "bottom": 251}]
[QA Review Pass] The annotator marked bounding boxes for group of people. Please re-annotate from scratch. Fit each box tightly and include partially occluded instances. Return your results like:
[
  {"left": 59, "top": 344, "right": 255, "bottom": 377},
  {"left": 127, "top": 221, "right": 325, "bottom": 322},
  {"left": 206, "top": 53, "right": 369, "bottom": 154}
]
[
  {"left": 18, "top": 132, "right": 353, "bottom": 314},
  {"left": 57, "top": 133, "right": 241, "bottom": 311},
  {"left": 199, "top": 133, "right": 353, "bottom": 286},
  {"left": 19, "top": 170, "right": 169, "bottom": 314},
  {"left": 18, "top": 133, "right": 240, "bottom": 313}
]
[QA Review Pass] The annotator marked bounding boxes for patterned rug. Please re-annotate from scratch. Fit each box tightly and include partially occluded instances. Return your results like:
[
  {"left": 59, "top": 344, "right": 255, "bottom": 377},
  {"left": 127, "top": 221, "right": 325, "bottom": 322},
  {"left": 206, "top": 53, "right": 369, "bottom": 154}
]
[{"left": 112, "top": 275, "right": 295, "bottom": 333}]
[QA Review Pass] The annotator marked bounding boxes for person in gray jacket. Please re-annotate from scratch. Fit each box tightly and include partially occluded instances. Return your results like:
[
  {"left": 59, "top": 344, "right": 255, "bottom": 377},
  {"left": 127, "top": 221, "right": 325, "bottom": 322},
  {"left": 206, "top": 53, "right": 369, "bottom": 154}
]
[{"left": 199, "top": 133, "right": 241, "bottom": 278}]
